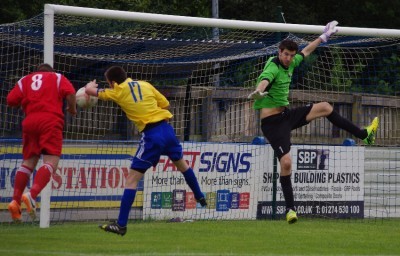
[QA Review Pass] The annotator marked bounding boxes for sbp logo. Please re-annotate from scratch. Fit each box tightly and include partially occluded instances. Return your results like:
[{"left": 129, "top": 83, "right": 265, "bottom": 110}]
[{"left": 297, "top": 149, "right": 329, "bottom": 170}]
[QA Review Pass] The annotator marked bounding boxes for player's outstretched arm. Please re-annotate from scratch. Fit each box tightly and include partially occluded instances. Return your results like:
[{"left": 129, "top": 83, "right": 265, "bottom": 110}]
[
  {"left": 85, "top": 79, "right": 98, "bottom": 97},
  {"left": 248, "top": 80, "right": 269, "bottom": 100},
  {"left": 6, "top": 86, "right": 22, "bottom": 107},
  {"left": 66, "top": 93, "right": 77, "bottom": 115},
  {"left": 301, "top": 20, "right": 338, "bottom": 57},
  {"left": 320, "top": 20, "right": 339, "bottom": 43}
]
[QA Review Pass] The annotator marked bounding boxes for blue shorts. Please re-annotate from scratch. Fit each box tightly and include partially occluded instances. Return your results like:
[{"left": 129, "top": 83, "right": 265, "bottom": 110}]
[{"left": 131, "top": 121, "right": 183, "bottom": 172}]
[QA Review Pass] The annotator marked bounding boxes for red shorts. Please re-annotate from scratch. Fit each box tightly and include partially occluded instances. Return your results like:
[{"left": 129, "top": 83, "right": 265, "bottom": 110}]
[{"left": 22, "top": 114, "right": 64, "bottom": 160}]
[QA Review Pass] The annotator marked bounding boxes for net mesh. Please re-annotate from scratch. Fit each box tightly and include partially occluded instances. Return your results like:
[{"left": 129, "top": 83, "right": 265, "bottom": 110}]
[{"left": 0, "top": 13, "right": 399, "bottom": 224}]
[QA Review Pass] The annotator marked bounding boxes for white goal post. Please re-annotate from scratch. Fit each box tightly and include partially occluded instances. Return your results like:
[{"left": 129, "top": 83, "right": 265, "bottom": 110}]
[
  {"left": 35, "top": 4, "right": 400, "bottom": 228},
  {"left": 43, "top": 4, "right": 400, "bottom": 68}
]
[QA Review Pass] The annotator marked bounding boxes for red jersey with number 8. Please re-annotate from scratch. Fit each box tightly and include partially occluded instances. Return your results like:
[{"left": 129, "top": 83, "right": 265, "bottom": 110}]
[
  {"left": 7, "top": 71, "right": 75, "bottom": 159},
  {"left": 7, "top": 71, "right": 75, "bottom": 121}
]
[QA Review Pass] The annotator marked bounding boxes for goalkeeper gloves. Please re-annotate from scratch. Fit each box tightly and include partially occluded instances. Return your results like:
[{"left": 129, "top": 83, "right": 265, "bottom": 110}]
[
  {"left": 248, "top": 90, "right": 268, "bottom": 100},
  {"left": 319, "top": 20, "right": 339, "bottom": 43}
]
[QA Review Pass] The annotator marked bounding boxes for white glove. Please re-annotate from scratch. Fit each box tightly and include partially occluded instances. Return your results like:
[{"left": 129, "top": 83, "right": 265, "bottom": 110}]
[
  {"left": 319, "top": 20, "right": 338, "bottom": 43},
  {"left": 248, "top": 90, "right": 268, "bottom": 100}
]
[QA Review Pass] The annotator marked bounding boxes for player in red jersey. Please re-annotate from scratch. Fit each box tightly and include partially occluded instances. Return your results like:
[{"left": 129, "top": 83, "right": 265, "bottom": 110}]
[{"left": 6, "top": 63, "right": 76, "bottom": 222}]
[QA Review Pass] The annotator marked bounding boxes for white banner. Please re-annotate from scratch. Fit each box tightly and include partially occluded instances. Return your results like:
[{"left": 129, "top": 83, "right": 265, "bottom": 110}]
[
  {"left": 0, "top": 153, "right": 136, "bottom": 208},
  {"left": 256, "top": 145, "right": 364, "bottom": 219},
  {"left": 143, "top": 143, "right": 270, "bottom": 220},
  {"left": 1, "top": 144, "right": 364, "bottom": 219}
]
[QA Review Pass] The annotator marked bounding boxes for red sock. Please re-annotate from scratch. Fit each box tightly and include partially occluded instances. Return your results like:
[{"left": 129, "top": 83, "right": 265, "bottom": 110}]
[
  {"left": 30, "top": 164, "right": 53, "bottom": 200},
  {"left": 13, "top": 165, "right": 33, "bottom": 204}
]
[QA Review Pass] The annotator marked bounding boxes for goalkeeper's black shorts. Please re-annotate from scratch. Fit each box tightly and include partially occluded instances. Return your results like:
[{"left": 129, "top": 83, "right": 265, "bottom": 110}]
[{"left": 261, "top": 104, "right": 313, "bottom": 160}]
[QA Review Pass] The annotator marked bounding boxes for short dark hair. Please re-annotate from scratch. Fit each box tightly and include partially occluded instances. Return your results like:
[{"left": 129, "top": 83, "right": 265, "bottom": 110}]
[
  {"left": 278, "top": 39, "right": 299, "bottom": 52},
  {"left": 104, "top": 66, "right": 127, "bottom": 84},
  {"left": 37, "top": 63, "right": 54, "bottom": 72}
]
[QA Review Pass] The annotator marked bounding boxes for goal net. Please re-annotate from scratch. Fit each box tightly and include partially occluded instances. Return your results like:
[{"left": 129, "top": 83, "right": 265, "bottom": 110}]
[{"left": 0, "top": 5, "right": 399, "bottom": 226}]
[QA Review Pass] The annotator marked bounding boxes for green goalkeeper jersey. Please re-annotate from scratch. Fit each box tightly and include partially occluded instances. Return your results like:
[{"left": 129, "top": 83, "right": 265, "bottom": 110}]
[{"left": 253, "top": 53, "right": 304, "bottom": 109}]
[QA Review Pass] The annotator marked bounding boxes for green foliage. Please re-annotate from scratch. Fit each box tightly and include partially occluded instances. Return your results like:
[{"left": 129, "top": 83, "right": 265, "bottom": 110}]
[
  {"left": 1, "top": 0, "right": 400, "bottom": 30},
  {"left": 371, "top": 53, "right": 400, "bottom": 95},
  {"left": 329, "top": 48, "right": 365, "bottom": 92},
  {"left": 303, "top": 48, "right": 399, "bottom": 96},
  {"left": 220, "top": 58, "right": 259, "bottom": 87},
  {"left": 300, "top": 48, "right": 367, "bottom": 93},
  {"left": 351, "top": 53, "right": 400, "bottom": 96},
  {"left": 0, "top": 0, "right": 211, "bottom": 24}
]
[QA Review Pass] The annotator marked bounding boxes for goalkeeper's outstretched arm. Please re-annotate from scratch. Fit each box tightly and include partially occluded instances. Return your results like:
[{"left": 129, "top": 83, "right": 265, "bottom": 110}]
[
  {"left": 302, "top": 20, "right": 338, "bottom": 57},
  {"left": 248, "top": 79, "right": 269, "bottom": 100}
]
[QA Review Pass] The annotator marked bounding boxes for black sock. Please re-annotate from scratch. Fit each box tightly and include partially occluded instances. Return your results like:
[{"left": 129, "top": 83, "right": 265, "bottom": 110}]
[
  {"left": 327, "top": 111, "right": 367, "bottom": 139},
  {"left": 280, "top": 175, "right": 294, "bottom": 211}
]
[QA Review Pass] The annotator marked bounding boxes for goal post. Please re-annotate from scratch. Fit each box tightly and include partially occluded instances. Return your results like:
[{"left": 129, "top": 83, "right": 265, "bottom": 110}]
[
  {"left": 1, "top": 4, "right": 399, "bottom": 227},
  {"left": 44, "top": 4, "right": 400, "bottom": 37}
]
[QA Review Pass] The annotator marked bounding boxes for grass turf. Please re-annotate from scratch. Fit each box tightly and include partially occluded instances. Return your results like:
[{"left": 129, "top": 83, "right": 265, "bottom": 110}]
[{"left": 0, "top": 219, "right": 399, "bottom": 255}]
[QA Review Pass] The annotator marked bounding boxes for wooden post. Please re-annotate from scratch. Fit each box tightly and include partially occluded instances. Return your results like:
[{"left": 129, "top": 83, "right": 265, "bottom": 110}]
[{"left": 352, "top": 94, "right": 363, "bottom": 127}]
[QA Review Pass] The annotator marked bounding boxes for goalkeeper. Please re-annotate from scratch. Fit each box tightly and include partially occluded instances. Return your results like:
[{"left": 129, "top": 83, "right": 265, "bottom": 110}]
[
  {"left": 85, "top": 66, "right": 207, "bottom": 236},
  {"left": 248, "top": 21, "right": 379, "bottom": 224}
]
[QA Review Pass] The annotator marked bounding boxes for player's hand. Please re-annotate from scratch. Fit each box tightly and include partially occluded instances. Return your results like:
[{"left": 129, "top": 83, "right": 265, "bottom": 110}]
[
  {"left": 319, "top": 20, "right": 338, "bottom": 43},
  {"left": 66, "top": 105, "right": 77, "bottom": 116},
  {"left": 247, "top": 90, "right": 268, "bottom": 100},
  {"left": 85, "top": 79, "right": 98, "bottom": 89}
]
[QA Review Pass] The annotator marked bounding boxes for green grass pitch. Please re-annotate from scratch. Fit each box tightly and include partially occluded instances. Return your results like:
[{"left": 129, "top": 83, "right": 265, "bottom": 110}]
[{"left": 1, "top": 219, "right": 399, "bottom": 255}]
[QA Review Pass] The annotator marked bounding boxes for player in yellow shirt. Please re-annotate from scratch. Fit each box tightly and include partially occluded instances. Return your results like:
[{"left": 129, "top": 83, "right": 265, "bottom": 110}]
[{"left": 85, "top": 66, "right": 206, "bottom": 236}]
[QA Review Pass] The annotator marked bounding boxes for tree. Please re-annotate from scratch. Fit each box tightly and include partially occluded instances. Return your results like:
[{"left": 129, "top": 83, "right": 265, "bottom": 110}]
[
  {"left": 0, "top": 0, "right": 211, "bottom": 24},
  {"left": 218, "top": 0, "right": 400, "bottom": 29},
  {"left": 1, "top": 0, "right": 399, "bottom": 29}
]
